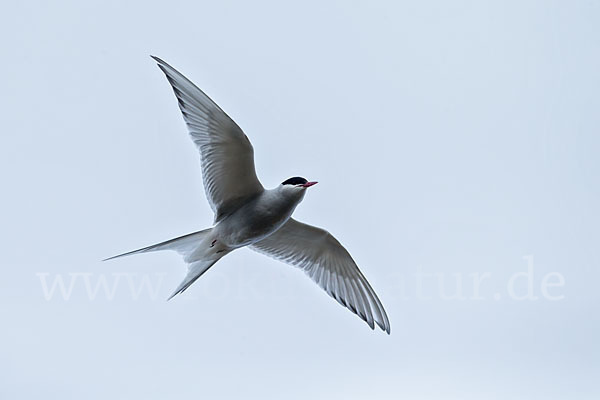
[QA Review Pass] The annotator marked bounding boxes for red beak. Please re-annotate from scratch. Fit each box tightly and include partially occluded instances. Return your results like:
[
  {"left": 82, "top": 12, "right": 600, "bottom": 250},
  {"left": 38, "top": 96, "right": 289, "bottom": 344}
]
[{"left": 301, "top": 181, "right": 318, "bottom": 188}]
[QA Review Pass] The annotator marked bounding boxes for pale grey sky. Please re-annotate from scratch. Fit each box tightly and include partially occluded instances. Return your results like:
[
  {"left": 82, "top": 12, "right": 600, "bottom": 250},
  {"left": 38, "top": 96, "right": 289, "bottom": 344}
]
[{"left": 1, "top": 1, "right": 598, "bottom": 399}]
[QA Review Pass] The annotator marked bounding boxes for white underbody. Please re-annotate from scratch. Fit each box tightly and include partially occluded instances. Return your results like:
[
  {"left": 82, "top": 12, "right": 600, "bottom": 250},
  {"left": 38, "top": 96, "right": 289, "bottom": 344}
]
[{"left": 189, "top": 186, "right": 306, "bottom": 261}]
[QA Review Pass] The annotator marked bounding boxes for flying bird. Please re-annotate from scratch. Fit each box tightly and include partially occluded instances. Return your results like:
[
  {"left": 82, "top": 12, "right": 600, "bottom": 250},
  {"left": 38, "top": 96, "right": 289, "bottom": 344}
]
[{"left": 106, "top": 56, "right": 390, "bottom": 333}]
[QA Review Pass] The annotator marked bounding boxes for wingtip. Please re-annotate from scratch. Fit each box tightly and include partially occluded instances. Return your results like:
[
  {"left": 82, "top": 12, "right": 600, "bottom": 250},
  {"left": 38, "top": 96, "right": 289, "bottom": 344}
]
[
  {"left": 150, "top": 55, "right": 168, "bottom": 67},
  {"left": 375, "top": 319, "right": 391, "bottom": 335}
]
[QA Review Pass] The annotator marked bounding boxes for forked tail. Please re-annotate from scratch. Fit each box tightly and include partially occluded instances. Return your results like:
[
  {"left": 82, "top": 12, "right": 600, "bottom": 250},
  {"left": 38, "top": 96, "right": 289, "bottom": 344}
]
[{"left": 104, "top": 228, "right": 225, "bottom": 300}]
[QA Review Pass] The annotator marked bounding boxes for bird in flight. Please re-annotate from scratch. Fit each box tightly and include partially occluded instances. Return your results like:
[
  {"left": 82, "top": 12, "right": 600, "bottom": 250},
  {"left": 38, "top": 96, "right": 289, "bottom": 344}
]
[{"left": 106, "top": 56, "right": 390, "bottom": 333}]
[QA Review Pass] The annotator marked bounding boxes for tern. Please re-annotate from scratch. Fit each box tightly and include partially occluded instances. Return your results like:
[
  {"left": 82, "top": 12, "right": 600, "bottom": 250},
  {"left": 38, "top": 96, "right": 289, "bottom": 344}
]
[{"left": 106, "top": 56, "right": 390, "bottom": 333}]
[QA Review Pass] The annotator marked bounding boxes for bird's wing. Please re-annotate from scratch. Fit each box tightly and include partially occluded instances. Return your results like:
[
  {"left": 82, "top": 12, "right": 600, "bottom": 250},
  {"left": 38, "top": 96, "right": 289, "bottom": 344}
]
[
  {"left": 152, "top": 56, "right": 264, "bottom": 222},
  {"left": 250, "top": 218, "right": 390, "bottom": 333}
]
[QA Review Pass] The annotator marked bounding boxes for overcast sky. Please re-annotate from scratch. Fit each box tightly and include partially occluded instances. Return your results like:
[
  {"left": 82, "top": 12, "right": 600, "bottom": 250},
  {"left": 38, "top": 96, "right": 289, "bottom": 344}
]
[{"left": 1, "top": 1, "right": 599, "bottom": 399}]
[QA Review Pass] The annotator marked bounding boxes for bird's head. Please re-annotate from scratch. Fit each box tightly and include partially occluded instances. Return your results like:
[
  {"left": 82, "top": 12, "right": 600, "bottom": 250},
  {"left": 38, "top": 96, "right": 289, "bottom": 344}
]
[{"left": 279, "top": 176, "right": 318, "bottom": 196}]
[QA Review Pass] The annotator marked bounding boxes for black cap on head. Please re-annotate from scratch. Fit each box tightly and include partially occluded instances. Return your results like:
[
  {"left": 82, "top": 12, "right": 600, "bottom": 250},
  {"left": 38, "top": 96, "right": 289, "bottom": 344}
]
[{"left": 281, "top": 177, "right": 308, "bottom": 186}]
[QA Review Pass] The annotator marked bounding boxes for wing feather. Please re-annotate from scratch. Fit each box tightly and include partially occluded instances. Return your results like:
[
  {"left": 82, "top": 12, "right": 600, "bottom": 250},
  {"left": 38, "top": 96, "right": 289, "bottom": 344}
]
[
  {"left": 250, "top": 218, "right": 390, "bottom": 333},
  {"left": 151, "top": 56, "right": 263, "bottom": 221}
]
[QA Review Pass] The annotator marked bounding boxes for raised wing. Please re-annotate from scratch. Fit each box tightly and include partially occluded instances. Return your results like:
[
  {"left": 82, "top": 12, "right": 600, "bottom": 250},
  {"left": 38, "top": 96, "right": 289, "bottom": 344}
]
[
  {"left": 250, "top": 218, "right": 390, "bottom": 333},
  {"left": 152, "top": 56, "right": 264, "bottom": 221}
]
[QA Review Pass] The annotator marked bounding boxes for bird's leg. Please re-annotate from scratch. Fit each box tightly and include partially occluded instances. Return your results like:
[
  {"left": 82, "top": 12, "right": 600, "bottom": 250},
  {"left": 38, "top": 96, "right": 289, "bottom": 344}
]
[{"left": 210, "top": 239, "right": 217, "bottom": 248}]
